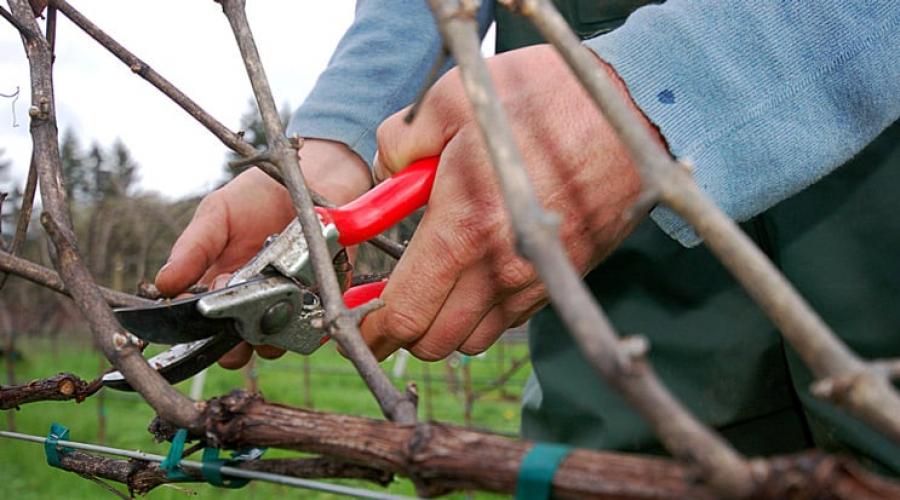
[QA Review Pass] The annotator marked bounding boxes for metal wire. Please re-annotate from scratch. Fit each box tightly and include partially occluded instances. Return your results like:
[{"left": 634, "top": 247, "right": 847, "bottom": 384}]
[{"left": 0, "top": 430, "right": 415, "bottom": 500}]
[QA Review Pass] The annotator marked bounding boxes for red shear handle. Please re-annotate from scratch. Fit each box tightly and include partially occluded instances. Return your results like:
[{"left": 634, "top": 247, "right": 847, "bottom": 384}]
[
  {"left": 318, "top": 156, "right": 439, "bottom": 246},
  {"left": 321, "top": 280, "right": 388, "bottom": 346},
  {"left": 343, "top": 279, "right": 388, "bottom": 309}
]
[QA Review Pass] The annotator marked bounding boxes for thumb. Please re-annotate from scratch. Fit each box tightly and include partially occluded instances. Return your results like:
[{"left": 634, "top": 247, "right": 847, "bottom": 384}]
[
  {"left": 155, "top": 197, "right": 228, "bottom": 297},
  {"left": 373, "top": 72, "right": 466, "bottom": 182}
]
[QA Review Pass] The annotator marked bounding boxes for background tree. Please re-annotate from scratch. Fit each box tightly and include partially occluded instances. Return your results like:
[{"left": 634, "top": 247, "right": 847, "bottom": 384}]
[{"left": 59, "top": 129, "right": 87, "bottom": 202}]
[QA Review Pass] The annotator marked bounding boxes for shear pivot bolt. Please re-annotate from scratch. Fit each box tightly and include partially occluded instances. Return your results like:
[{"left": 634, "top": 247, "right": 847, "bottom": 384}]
[{"left": 261, "top": 300, "right": 294, "bottom": 335}]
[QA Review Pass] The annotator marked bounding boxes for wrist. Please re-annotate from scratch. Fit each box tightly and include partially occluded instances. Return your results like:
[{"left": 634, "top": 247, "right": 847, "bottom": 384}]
[
  {"left": 298, "top": 138, "right": 372, "bottom": 205},
  {"left": 591, "top": 53, "right": 669, "bottom": 154}
]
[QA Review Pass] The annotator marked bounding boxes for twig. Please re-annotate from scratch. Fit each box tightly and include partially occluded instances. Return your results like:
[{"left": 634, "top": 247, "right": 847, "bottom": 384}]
[
  {"left": 0, "top": 4, "right": 32, "bottom": 37},
  {"left": 0, "top": 372, "right": 102, "bottom": 409},
  {"left": 49, "top": 0, "right": 403, "bottom": 261},
  {"left": 46, "top": 0, "right": 281, "bottom": 183},
  {"left": 404, "top": 48, "right": 448, "bottom": 124},
  {"left": 45, "top": 3, "right": 56, "bottom": 58},
  {"left": 0, "top": 250, "right": 152, "bottom": 308},
  {"left": 0, "top": 157, "right": 39, "bottom": 290},
  {"left": 812, "top": 358, "right": 900, "bottom": 401},
  {"left": 470, "top": 355, "right": 529, "bottom": 401},
  {"left": 7, "top": 0, "right": 202, "bottom": 430},
  {"left": 1, "top": 303, "right": 15, "bottom": 430},
  {"left": 227, "top": 150, "right": 270, "bottom": 171},
  {"left": 426, "top": 0, "right": 752, "bottom": 495},
  {"left": 347, "top": 298, "right": 385, "bottom": 324},
  {"left": 366, "top": 234, "right": 406, "bottom": 260},
  {"left": 39, "top": 214, "right": 201, "bottom": 429},
  {"left": 0, "top": 192, "right": 6, "bottom": 238},
  {"left": 505, "top": 0, "right": 900, "bottom": 444},
  {"left": 216, "top": 0, "right": 417, "bottom": 424}
]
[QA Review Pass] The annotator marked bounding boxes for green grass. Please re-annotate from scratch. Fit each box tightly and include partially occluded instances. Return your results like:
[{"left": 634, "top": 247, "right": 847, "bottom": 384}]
[{"left": 0, "top": 335, "right": 530, "bottom": 499}]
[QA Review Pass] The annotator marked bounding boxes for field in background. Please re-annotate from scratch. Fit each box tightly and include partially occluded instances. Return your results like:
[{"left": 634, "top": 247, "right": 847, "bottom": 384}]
[{"left": 0, "top": 334, "right": 530, "bottom": 499}]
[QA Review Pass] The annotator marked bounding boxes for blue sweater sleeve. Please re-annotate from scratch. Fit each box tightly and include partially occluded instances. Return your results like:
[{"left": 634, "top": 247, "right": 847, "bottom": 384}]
[
  {"left": 586, "top": 1, "right": 900, "bottom": 246},
  {"left": 287, "top": 0, "right": 495, "bottom": 167}
]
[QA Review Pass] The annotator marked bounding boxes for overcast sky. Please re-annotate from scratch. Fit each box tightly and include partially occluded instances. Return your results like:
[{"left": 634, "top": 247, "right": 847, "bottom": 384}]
[
  {"left": 0, "top": 2, "right": 358, "bottom": 199},
  {"left": 1, "top": 2, "right": 495, "bottom": 201}
]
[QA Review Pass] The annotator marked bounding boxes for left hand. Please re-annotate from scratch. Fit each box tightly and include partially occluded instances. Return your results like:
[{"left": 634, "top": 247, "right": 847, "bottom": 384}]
[{"left": 360, "top": 44, "right": 660, "bottom": 361}]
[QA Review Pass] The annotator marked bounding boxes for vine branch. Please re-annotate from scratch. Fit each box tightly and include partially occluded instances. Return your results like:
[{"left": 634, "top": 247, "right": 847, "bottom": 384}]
[
  {"left": 502, "top": 0, "right": 900, "bottom": 444},
  {"left": 7, "top": 0, "right": 202, "bottom": 430},
  {"left": 0, "top": 372, "right": 102, "bottom": 409},
  {"left": 0, "top": 250, "right": 151, "bottom": 308},
  {"left": 160, "top": 390, "right": 900, "bottom": 499},
  {"left": 53, "top": 451, "right": 392, "bottom": 496},
  {"left": 425, "top": 0, "right": 752, "bottom": 495},
  {"left": 216, "top": 0, "right": 417, "bottom": 424},
  {"left": 48, "top": 0, "right": 404, "bottom": 261}
]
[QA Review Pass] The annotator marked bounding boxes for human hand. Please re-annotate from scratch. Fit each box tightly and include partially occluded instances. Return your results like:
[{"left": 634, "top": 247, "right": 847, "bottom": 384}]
[
  {"left": 154, "top": 138, "right": 371, "bottom": 368},
  {"left": 361, "top": 44, "right": 660, "bottom": 361}
]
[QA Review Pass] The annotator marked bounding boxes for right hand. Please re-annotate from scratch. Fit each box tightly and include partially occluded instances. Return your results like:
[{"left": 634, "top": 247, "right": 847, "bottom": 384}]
[{"left": 155, "top": 138, "right": 372, "bottom": 368}]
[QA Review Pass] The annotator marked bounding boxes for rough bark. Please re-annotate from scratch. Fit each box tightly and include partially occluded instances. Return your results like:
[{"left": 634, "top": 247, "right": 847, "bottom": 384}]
[
  {"left": 157, "top": 391, "right": 900, "bottom": 499},
  {"left": 54, "top": 450, "right": 392, "bottom": 496},
  {"left": 0, "top": 372, "right": 102, "bottom": 409}
]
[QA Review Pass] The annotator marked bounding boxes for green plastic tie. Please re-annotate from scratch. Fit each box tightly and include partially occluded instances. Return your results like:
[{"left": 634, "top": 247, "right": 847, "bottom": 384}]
[
  {"left": 159, "top": 428, "right": 192, "bottom": 482},
  {"left": 515, "top": 443, "right": 571, "bottom": 500},
  {"left": 44, "top": 422, "right": 74, "bottom": 469},
  {"left": 200, "top": 448, "right": 250, "bottom": 488}
]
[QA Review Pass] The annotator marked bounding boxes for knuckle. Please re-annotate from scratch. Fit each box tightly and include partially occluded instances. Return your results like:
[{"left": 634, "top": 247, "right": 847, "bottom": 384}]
[
  {"left": 494, "top": 256, "right": 536, "bottom": 291},
  {"left": 375, "top": 123, "right": 401, "bottom": 172},
  {"left": 429, "top": 229, "right": 470, "bottom": 272},
  {"left": 439, "top": 210, "right": 503, "bottom": 260}
]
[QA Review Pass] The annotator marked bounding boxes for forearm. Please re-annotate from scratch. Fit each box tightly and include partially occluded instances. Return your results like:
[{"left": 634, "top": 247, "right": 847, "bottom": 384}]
[
  {"left": 585, "top": 1, "right": 900, "bottom": 246},
  {"left": 288, "top": 0, "right": 496, "bottom": 167}
]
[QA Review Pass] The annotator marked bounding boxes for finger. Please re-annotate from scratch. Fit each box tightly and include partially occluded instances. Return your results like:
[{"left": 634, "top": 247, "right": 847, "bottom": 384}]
[
  {"left": 459, "top": 283, "right": 547, "bottom": 355},
  {"left": 457, "top": 308, "right": 508, "bottom": 356},
  {"left": 218, "top": 342, "right": 252, "bottom": 370},
  {"left": 155, "top": 195, "right": 229, "bottom": 297},
  {"left": 406, "top": 264, "right": 496, "bottom": 361},
  {"left": 210, "top": 273, "right": 232, "bottom": 291},
  {"left": 255, "top": 345, "right": 286, "bottom": 360},
  {"left": 373, "top": 71, "right": 466, "bottom": 181},
  {"left": 359, "top": 211, "right": 463, "bottom": 360}
]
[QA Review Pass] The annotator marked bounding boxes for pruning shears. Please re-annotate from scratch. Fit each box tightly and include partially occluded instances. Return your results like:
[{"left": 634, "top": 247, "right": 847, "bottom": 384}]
[{"left": 102, "top": 156, "right": 439, "bottom": 391}]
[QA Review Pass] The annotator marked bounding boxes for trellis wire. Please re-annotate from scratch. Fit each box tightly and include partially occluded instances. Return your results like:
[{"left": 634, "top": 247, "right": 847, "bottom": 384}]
[{"left": 0, "top": 430, "right": 413, "bottom": 500}]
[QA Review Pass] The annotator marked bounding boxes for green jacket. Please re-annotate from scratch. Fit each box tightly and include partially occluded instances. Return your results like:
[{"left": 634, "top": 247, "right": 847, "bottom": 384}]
[{"left": 498, "top": 0, "right": 900, "bottom": 473}]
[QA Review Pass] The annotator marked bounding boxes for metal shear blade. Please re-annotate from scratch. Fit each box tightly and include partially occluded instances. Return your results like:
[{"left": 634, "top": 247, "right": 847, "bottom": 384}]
[{"left": 101, "top": 334, "right": 241, "bottom": 391}]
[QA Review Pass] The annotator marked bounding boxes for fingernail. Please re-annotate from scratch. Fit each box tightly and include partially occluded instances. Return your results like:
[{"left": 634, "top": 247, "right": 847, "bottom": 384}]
[
  {"left": 211, "top": 273, "right": 234, "bottom": 290},
  {"left": 155, "top": 262, "right": 170, "bottom": 281},
  {"left": 372, "top": 152, "right": 387, "bottom": 184}
]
